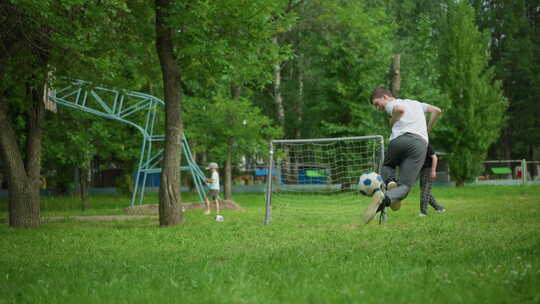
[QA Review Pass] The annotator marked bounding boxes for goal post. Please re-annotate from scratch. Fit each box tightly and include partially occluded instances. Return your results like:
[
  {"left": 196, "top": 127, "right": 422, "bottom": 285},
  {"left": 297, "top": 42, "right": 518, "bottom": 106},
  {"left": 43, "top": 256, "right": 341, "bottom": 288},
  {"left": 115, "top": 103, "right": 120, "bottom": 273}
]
[{"left": 264, "top": 135, "right": 384, "bottom": 224}]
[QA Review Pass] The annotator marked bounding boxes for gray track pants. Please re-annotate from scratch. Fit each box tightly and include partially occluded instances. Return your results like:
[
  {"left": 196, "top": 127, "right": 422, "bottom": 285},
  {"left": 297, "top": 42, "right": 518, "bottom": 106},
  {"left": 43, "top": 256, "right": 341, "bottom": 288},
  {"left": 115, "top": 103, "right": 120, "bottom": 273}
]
[{"left": 381, "top": 133, "right": 427, "bottom": 204}]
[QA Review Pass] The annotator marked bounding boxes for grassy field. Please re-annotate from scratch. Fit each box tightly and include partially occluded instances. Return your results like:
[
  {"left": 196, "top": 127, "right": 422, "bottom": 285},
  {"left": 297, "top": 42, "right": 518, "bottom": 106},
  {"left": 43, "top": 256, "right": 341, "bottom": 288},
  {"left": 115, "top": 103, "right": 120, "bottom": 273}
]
[{"left": 1, "top": 185, "right": 539, "bottom": 303}]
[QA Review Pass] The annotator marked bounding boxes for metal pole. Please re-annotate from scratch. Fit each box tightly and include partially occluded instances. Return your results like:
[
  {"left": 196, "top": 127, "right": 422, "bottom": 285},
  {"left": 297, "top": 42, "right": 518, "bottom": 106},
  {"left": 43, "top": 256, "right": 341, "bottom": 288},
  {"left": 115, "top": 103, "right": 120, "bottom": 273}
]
[
  {"left": 522, "top": 159, "right": 527, "bottom": 185},
  {"left": 270, "top": 135, "right": 382, "bottom": 144},
  {"left": 138, "top": 102, "right": 155, "bottom": 205},
  {"left": 378, "top": 136, "right": 384, "bottom": 174},
  {"left": 264, "top": 142, "right": 275, "bottom": 225},
  {"left": 131, "top": 135, "right": 147, "bottom": 207}
]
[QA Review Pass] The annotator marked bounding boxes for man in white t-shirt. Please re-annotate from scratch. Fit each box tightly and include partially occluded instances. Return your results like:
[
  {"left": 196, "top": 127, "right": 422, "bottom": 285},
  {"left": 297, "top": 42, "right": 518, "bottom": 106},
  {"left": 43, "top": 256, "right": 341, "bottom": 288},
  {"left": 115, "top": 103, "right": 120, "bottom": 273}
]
[
  {"left": 204, "top": 162, "right": 221, "bottom": 216},
  {"left": 363, "top": 87, "right": 442, "bottom": 224}
]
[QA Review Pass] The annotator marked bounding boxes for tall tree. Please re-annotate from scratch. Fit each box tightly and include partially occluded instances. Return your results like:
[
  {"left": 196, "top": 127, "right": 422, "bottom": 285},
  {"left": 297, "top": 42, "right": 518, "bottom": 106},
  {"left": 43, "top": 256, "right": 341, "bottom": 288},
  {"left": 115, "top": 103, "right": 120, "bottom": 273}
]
[
  {"left": 0, "top": 2, "right": 50, "bottom": 227},
  {"left": 164, "top": 0, "right": 288, "bottom": 197},
  {"left": 154, "top": 0, "right": 183, "bottom": 226},
  {"left": 270, "top": 1, "right": 304, "bottom": 133},
  {"left": 1, "top": 0, "right": 142, "bottom": 227},
  {"left": 471, "top": 0, "right": 540, "bottom": 160},
  {"left": 438, "top": 0, "right": 507, "bottom": 186}
]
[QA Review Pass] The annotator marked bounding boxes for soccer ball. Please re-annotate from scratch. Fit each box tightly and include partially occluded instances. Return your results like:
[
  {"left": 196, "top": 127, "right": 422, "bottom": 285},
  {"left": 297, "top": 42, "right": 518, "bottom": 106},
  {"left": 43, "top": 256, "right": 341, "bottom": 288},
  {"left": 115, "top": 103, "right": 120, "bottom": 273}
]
[
  {"left": 214, "top": 215, "right": 224, "bottom": 222},
  {"left": 358, "top": 172, "right": 383, "bottom": 196}
]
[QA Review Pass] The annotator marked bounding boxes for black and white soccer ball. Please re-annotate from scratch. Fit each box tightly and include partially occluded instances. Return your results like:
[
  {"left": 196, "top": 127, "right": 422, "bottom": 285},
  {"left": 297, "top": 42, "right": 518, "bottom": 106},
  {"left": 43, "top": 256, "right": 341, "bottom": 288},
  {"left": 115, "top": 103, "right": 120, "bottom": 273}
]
[{"left": 358, "top": 172, "right": 383, "bottom": 196}]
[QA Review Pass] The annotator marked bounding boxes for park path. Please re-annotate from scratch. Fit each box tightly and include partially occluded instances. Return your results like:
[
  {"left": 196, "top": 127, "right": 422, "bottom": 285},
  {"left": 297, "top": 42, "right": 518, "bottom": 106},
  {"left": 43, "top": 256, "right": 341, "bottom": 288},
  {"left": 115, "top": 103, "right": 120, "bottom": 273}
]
[{"left": 0, "top": 215, "right": 158, "bottom": 223}]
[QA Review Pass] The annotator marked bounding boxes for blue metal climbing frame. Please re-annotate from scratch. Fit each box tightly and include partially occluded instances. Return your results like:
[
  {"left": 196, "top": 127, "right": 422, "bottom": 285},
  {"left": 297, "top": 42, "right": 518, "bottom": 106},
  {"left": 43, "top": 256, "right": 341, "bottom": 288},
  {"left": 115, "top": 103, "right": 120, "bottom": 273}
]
[{"left": 48, "top": 79, "right": 208, "bottom": 206}]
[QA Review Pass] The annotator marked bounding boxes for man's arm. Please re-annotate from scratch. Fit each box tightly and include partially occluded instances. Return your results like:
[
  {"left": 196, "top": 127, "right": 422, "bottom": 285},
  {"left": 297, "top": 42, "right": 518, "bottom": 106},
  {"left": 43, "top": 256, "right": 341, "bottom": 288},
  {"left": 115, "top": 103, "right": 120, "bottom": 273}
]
[
  {"left": 425, "top": 104, "right": 442, "bottom": 133},
  {"left": 389, "top": 104, "right": 405, "bottom": 126},
  {"left": 431, "top": 154, "right": 438, "bottom": 180}
]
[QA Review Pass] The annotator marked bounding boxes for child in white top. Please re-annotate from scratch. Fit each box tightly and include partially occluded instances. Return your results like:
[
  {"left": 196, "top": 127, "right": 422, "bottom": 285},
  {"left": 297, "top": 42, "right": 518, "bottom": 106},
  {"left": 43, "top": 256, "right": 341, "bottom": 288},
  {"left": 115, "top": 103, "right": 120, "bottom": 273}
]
[{"left": 204, "top": 162, "right": 221, "bottom": 215}]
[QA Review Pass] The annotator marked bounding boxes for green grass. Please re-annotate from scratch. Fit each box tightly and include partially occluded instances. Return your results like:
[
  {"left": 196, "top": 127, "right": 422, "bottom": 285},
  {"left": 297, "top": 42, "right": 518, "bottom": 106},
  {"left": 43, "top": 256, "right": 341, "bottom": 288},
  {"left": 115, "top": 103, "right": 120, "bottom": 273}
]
[{"left": 1, "top": 185, "right": 540, "bottom": 303}]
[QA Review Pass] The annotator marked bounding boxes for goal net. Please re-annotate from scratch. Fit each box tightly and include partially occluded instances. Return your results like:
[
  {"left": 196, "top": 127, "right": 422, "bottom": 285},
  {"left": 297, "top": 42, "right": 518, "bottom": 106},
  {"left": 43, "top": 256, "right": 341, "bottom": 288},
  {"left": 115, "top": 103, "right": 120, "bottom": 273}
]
[{"left": 264, "top": 136, "right": 384, "bottom": 224}]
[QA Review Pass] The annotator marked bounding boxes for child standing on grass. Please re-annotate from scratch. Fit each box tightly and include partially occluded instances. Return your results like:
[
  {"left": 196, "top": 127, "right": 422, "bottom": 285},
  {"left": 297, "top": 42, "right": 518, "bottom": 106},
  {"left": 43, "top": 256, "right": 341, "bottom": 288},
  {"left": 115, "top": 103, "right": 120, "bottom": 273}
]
[
  {"left": 204, "top": 162, "right": 221, "bottom": 215},
  {"left": 419, "top": 144, "right": 445, "bottom": 216}
]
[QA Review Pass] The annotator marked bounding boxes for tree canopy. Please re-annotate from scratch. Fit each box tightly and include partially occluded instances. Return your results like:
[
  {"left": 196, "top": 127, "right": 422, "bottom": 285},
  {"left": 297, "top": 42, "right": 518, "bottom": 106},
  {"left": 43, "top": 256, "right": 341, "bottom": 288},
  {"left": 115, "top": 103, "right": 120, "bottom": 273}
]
[{"left": 437, "top": 0, "right": 507, "bottom": 186}]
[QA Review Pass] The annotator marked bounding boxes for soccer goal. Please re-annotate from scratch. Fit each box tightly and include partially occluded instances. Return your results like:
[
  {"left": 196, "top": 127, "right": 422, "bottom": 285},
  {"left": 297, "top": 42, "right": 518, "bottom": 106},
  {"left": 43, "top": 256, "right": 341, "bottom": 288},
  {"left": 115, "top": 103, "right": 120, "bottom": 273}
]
[{"left": 264, "top": 136, "right": 384, "bottom": 224}]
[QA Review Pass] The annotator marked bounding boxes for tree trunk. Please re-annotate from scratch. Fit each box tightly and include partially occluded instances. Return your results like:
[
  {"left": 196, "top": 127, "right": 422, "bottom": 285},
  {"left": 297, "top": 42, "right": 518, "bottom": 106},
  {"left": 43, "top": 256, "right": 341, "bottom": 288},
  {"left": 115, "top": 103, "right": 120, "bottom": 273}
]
[
  {"left": 0, "top": 85, "right": 45, "bottom": 228},
  {"left": 272, "top": 36, "right": 292, "bottom": 183},
  {"left": 529, "top": 144, "right": 537, "bottom": 178},
  {"left": 503, "top": 127, "right": 512, "bottom": 159},
  {"left": 223, "top": 85, "right": 241, "bottom": 200},
  {"left": 272, "top": 36, "right": 285, "bottom": 129},
  {"left": 503, "top": 127, "right": 512, "bottom": 172},
  {"left": 391, "top": 54, "right": 401, "bottom": 97},
  {"left": 225, "top": 143, "right": 233, "bottom": 200},
  {"left": 79, "top": 164, "right": 91, "bottom": 211},
  {"left": 181, "top": 140, "right": 193, "bottom": 193},
  {"left": 230, "top": 85, "right": 241, "bottom": 100},
  {"left": 0, "top": 3, "right": 48, "bottom": 228},
  {"left": 155, "top": 0, "right": 183, "bottom": 226},
  {"left": 295, "top": 52, "right": 304, "bottom": 139}
]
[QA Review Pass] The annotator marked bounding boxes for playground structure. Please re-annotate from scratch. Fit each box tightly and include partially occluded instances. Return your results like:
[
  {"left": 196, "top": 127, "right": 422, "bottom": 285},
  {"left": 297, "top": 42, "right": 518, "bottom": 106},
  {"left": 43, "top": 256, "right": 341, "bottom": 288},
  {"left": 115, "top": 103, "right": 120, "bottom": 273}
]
[{"left": 48, "top": 79, "right": 208, "bottom": 206}]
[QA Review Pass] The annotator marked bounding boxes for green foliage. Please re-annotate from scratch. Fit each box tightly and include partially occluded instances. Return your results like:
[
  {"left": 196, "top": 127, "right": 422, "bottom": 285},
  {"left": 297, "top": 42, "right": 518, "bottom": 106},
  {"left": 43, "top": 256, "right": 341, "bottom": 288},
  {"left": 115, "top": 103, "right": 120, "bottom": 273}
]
[
  {"left": 438, "top": 1, "right": 507, "bottom": 185},
  {"left": 43, "top": 107, "right": 141, "bottom": 191},
  {"left": 184, "top": 95, "right": 282, "bottom": 165},
  {"left": 471, "top": 0, "right": 540, "bottom": 158},
  {"left": 378, "top": 1, "right": 452, "bottom": 146},
  {"left": 2, "top": 0, "right": 154, "bottom": 166},
  {"left": 5, "top": 0, "right": 146, "bottom": 85},
  {"left": 395, "top": 15, "right": 451, "bottom": 105},
  {"left": 316, "top": 1, "right": 395, "bottom": 138},
  {"left": 165, "top": 0, "right": 292, "bottom": 94},
  {"left": 115, "top": 173, "right": 133, "bottom": 196},
  {"left": 1, "top": 186, "right": 540, "bottom": 302},
  {"left": 260, "top": 0, "right": 396, "bottom": 139}
]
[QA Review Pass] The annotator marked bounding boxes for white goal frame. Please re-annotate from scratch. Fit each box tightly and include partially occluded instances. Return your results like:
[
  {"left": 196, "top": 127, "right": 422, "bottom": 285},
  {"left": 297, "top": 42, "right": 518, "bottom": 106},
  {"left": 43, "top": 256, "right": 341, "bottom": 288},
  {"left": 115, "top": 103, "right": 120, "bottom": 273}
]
[{"left": 264, "top": 135, "right": 384, "bottom": 224}]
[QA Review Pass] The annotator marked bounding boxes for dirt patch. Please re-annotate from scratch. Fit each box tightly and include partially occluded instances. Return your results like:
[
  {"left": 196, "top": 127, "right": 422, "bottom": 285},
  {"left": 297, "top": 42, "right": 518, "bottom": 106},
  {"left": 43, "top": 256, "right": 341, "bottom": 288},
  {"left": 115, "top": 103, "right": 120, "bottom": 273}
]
[
  {"left": 124, "top": 199, "right": 244, "bottom": 215},
  {"left": 0, "top": 200, "right": 243, "bottom": 223},
  {"left": 52, "top": 215, "right": 158, "bottom": 222},
  {"left": 0, "top": 215, "right": 157, "bottom": 223}
]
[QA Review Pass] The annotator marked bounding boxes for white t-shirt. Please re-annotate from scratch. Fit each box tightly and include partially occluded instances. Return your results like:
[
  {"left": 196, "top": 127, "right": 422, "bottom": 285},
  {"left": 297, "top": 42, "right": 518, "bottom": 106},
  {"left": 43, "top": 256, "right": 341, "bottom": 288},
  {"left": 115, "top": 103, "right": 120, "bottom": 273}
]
[
  {"left": 209, "top": 171, "right": 220, "bottom": 190},
  {"left": 385, "top": 98, "right": 429, "bottom": 143}
]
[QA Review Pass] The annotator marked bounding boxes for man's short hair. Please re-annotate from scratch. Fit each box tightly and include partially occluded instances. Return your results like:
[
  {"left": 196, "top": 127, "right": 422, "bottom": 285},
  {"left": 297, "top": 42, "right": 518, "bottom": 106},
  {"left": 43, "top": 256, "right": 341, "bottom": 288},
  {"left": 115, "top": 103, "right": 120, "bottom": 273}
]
[{"left": 370, "top": 87, "right": 393, "bottom": 102}]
